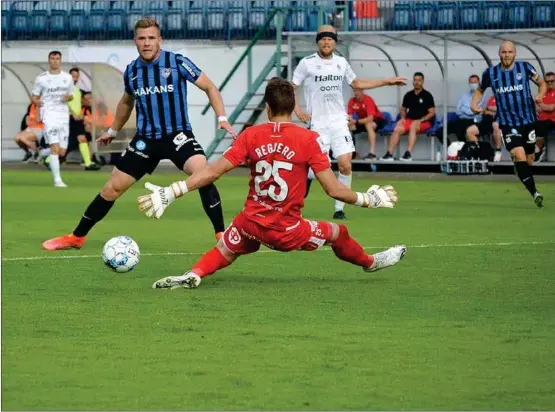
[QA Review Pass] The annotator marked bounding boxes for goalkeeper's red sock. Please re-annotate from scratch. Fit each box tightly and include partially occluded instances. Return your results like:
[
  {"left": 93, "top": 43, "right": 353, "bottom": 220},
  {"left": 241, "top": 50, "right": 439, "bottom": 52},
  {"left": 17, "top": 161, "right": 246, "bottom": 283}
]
[
  {"left": 191, "top": 247, "right": 232, "bottom": 277},
  {"left": 331, "top": 224, "right": 374, "bottom": 268}
]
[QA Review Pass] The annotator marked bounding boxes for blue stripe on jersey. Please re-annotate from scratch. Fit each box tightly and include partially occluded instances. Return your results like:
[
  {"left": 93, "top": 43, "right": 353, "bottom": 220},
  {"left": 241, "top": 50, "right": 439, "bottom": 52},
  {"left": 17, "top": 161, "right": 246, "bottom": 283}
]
[
  {"left": 504, "top": 69, "right": 520, "bottom": 126},
  {"left": 123, "top": 50, "right": 201, "bottom": 139},
  {"left": 169, "top": 53, "right": 183, "bottom": 129}
]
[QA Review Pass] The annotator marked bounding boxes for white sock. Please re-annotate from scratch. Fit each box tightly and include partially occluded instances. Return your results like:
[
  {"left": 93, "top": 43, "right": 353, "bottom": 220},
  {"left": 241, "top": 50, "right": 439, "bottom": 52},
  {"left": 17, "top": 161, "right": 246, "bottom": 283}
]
[
  {"left": 50, "top": 154, "right": 62, "bottom": 183},
  {"left": 39, "top": 148, "right": 50, "bottom": 158},
  {"left": 335, "top": 172, "right": 352, "bottom": 212}
]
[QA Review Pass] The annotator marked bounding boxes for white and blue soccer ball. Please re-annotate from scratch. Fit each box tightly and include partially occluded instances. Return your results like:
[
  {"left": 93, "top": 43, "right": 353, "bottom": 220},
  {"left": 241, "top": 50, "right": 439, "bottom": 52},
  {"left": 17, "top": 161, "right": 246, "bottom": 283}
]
[{"left": 102, "top": 236, "right": 140, "bottom": 273}]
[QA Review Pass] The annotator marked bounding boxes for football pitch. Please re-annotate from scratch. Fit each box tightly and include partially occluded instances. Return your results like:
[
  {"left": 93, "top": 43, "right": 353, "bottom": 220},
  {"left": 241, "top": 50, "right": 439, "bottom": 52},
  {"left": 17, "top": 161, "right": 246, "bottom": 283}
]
[{"left": 2, "top": 168, "right": 555, "bottom": 410}]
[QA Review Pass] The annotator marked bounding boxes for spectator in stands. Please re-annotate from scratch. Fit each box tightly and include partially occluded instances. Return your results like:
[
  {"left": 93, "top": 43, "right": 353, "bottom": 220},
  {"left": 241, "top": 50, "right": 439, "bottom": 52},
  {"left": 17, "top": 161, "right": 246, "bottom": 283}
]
[
  {"left": 347, "top": 88, "right": 385, "bottom": 160},
  {"left": 381, "top": 72, "right": 435, "bottom": 161},
  {"left": 14, "top": 102, "right": 44, "bottom": 162},
  {"left": 535, "top": 71, "right": 555, "bottom": 162},
  {"left": 466, "top": 94, "right": 503, "bottom": 162}
]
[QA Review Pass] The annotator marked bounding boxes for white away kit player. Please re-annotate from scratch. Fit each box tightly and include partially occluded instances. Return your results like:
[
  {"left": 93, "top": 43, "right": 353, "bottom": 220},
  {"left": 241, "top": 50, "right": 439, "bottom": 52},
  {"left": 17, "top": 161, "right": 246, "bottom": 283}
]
[
  {"left": 292, "top": 25, "right": 406, "bottom": 219},
  {"left": 31, "top": 50, "right": 74, "bottom": 187}
]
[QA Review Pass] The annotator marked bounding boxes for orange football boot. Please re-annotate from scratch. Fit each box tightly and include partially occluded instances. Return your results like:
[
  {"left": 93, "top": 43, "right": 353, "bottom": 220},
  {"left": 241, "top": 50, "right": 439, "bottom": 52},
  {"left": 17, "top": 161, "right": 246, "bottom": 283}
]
[
  {"left": 42, "top": 234, "right": 86, "bottom": 250},
  {"left": 215, "top": 232, "right": 223, "bottom": 242}
]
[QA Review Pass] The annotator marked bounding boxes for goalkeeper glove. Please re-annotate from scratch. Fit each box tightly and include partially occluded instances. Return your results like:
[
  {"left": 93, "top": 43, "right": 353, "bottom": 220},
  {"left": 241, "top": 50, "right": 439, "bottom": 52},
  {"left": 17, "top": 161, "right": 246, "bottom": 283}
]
[
  {"left": 356, "top": 185, "right": 398, "bottom": 208},
  {"left": 137, "top": 181, "right": 188, "bottom": 219}
]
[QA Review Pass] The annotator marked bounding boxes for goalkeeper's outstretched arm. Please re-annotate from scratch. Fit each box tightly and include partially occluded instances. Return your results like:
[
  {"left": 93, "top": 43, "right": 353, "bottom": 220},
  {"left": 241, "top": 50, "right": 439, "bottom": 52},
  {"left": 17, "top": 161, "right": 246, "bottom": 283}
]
[
  {"left": 316, "top": 168, "right": 398, "bottom": 209},
  {"left": 170, "top": 157, "right": 235, "bottom": 198}
]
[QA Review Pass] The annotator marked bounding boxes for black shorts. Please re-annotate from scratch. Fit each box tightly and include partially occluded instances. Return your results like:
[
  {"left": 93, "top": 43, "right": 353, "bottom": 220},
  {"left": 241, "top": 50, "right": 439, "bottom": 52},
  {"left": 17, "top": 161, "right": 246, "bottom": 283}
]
[
  {"left": 535, "top": 120, "right": 554, "bottom": 139},
  {"left": 477, "top": 116, "right": 494, "bottom": 136},
  {"left": 117, "top": 130, "right": 205, "bottom": 180},
  {"left": 500, "top": 124, "right": 536, "bottom": 155}
]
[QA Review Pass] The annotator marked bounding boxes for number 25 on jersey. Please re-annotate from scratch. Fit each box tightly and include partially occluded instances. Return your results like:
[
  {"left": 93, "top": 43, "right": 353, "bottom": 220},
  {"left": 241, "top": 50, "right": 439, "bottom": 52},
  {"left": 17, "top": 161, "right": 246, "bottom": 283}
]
[{"left": 254, "top": 160, "right": 292, "bottom": 202}]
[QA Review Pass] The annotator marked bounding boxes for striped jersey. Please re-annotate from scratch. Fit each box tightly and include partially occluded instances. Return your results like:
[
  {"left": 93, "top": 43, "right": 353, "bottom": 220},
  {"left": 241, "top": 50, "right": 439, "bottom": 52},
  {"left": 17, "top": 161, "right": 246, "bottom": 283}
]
[
  {"left": 123, "top": 50, "right": 202, "bottom": 139},
  {"left": 479, "top": 61, "right": 541, "bottom": 127}
]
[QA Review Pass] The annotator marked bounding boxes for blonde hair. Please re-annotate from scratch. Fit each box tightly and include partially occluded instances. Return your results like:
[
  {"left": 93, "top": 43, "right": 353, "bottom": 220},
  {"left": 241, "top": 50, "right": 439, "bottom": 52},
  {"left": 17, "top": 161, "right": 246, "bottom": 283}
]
[{"left": 134, "top": 18, "right": 161, "bottom": 33}]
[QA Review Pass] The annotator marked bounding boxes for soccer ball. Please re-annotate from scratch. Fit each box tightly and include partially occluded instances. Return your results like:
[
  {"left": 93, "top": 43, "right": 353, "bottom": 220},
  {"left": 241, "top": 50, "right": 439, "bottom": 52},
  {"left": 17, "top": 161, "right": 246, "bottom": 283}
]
[{"left": 102, "top": 236, "right": 140, "bottom": 273}]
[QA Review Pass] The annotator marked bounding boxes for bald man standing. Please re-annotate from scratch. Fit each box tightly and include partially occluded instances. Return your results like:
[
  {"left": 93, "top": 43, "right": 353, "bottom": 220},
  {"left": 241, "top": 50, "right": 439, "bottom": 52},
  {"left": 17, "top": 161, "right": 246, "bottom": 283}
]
[
  {"left": 292, "top": 24, "right": 406, "bottom": 220},
  {"left": 472, "top": 40, "right": 547, "bottom": 208}
]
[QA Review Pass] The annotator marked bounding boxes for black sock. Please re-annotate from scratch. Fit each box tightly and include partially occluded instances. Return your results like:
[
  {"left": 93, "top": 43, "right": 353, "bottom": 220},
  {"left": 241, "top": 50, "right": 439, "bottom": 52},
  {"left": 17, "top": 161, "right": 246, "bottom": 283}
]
[
  {"left": 198, "top": 183, "right": 225, "bottom": 234},
  {"left": 73, "top": 194, "right": 115, "bottom": 237},
  {"left": 304, "top": 178, "right": 313, "bottom": 199},
  {"left": 514, "top": 161, "right": 537, "bottom": 196}
]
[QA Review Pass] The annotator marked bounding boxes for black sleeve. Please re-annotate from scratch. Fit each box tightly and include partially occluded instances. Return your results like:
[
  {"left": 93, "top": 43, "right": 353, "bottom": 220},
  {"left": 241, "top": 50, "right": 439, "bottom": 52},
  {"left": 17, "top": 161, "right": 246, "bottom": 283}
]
[{"left": 426, "top": 91, "right": 435, "bottom": 109}]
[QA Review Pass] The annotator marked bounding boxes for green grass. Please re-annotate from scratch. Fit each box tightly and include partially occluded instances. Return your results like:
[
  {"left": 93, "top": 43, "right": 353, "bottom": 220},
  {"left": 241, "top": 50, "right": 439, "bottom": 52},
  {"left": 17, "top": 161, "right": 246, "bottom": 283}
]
[{"left": 2, "top": 169, "right": 555, "bottom": 410}]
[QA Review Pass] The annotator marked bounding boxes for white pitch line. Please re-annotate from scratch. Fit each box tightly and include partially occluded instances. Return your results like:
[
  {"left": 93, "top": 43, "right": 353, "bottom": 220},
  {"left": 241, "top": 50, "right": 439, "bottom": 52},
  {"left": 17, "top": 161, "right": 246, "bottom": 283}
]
[{"left": 1, "top": 240, "right": 553, "bottom": 262}]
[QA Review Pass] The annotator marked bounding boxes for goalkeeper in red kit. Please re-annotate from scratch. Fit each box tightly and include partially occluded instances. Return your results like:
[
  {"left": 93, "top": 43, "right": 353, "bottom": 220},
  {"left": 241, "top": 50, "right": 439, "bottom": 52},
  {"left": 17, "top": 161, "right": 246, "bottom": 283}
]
[{"left": 137, "top": 78, "right": 407, "bottom": 289}]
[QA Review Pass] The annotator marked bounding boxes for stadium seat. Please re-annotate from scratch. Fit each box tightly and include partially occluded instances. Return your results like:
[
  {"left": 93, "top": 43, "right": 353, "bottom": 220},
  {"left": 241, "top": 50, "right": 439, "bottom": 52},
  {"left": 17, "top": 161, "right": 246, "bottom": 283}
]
[
  {"left": 69, "top": 1, "right": 91, "bottom": 38},
  {"left": 30, "top": 1, "right": 49, "bottom": 35},
  {"left": 206, "top": 1, "right": 226, "bottom": 33},
  {"left": 248, "top": 1, "right": 269, "bottom": 32},
  {"left": 532, "top": 1, "right": 554, "bottom": 28},
  {"left": 11, "top": 1, "right": 32, "bottom": 39},
  {"left": 166, "top": 1, "right": 185, "bottom": 39},
  {"left": 414, "top": 2, "right": 436, "bottom": 30},
  {"left": 507, "top": 1, "right": 530, "bottom": 28},
  {"left": 391, "top": 2, "right": 413, "bottom": 31},
  {"left": 50, "top": 1, "right": 68, "bottom": 36},
  {"left": 436, "top": 1, "right": 457, "bottom": 30},
  {"left": 459, "top": 1, "right": 481, "bottom": 29},
  {"left": 108, "top": 1, "right": 129, "bottom": 37},
  {"left": 483, "top": 1, "right": 505, "bottom": 30},
  {"left": 89, "top": 1, "right": 110, "bottom": 39},
  {"left": 228, "top": 1, "right": 247, "bottom": 32},
  {"left": 290, "top": 1, "right": 309, "bottom": 31},
  {"left": 380, "top": 113, "right": 398, "bottom": 135},
  {"left": 2, "top": 2, "right": 10, "bottom": 39},
  {"left": 187, "top": 1, "right": 207, "bottom": 38}
]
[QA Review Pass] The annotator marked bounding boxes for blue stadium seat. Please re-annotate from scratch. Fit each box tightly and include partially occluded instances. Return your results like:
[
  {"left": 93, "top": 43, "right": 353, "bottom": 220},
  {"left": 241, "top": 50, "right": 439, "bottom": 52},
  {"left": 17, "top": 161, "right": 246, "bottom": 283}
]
[
  {"left": 11, "top": 1, "right": 33, "bottom": 38},
  {"left": 145, "top": 1, "right": 166, "bottom": 31},
  {"left": 228, "top": 1, "right": 247, "bottom": 31},
  {"left": 507, "top": 1, "right": 530, "bottom": 28},
  {"left": 127, "top": 0, "right": 146, "bottom": 33},
  {"left": 206, "top": 1, "right": 226, "bottom": 32},
  {"left": 248, "top": 1, "right": 269, "bottom": 32},
  {"left": 289, "top": 1, "right": 308, "bottom": 31},
  {"left": 50, "top": 1, "right": 68, "bottom": 35},
  {"left": 30, "top": 1, "right": 49, "bottom": 35},
  {"left": 483, "top": 1, "right": 505, "bottom": 29},
  {"left": 187, "top": 1, "right": 207, "bottom": 38},
  {"left": 532, "top": 1, "right": 554, "bottom": 28},
  {"left": 436, "top": 1, "right": 457, "bottom": 30},
  {"left": 69, "top": 1, "right": 90, "bottom": 37},
  {"left": 2, "top": 1, "right": 10, "bottom": 39},
  {"left": 108, "top": 1, "right": 129, "bottom": 36},
  {"left": 166, "top": 1, "right": 184, "bottom": 38},
  {"left": 391, "top": 2, "right": 413, "bottom": 31},
  {"left": 414, "top": 2, "right": 436, "bottom": 30},
  {"left": 89, "top": 1, "right": 110, "bottom": 38},
  {"left": 459, "top": 1, "right": 481, "bottom": 29}
]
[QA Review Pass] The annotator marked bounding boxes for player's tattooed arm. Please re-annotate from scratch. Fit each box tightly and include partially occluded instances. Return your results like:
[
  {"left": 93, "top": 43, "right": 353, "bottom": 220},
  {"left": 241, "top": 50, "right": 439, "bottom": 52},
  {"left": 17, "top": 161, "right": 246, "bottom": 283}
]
[
  {"left": 195, "top": 73, "right": 236, "bottom": 138},
  {"left": 534, "top": 77, "right": 547, "bottom": 104},
  {"left": 471, "top": 88, "right": 485, "bottom": 114}
]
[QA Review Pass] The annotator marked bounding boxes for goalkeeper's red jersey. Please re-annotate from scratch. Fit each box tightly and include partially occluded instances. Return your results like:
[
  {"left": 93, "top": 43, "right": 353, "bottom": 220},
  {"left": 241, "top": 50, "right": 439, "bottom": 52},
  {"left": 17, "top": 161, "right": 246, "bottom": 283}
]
[{"left": 223, "top": 121, "right": 330, "bottom": 231}]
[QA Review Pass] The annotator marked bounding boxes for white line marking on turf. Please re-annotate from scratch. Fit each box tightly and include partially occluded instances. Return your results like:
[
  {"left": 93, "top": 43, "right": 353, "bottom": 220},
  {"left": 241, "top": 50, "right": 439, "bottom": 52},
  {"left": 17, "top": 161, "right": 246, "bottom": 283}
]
[{"left": 2, "top": 240, "right": 553, "bottom": 262}]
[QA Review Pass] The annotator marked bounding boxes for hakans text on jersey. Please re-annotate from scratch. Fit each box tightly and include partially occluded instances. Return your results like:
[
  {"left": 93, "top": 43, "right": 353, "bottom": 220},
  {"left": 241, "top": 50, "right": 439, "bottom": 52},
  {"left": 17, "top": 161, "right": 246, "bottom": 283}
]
[{"left": 134, "top": 84, "right": 175, "bottom": 97}]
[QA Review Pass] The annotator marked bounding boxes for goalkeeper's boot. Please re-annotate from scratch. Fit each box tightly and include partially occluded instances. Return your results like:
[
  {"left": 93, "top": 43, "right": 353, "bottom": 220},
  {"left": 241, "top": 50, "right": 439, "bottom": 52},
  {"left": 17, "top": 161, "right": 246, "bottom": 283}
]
[
  {"left": 152, "top": 272, "right": 201, "bottom": 290},
  {"left": 364, "top": 245, "right": 407, "bottom": 273},
  {"left": 42, "top": 234, "right": 86, "bottom": 250}
]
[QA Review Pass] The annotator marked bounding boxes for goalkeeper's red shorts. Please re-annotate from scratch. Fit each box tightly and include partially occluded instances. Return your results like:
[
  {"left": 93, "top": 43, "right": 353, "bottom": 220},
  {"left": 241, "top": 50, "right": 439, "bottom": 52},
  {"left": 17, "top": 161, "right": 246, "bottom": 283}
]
[{"left": 221, "top": 212, "right": 334, "bottom": 255}]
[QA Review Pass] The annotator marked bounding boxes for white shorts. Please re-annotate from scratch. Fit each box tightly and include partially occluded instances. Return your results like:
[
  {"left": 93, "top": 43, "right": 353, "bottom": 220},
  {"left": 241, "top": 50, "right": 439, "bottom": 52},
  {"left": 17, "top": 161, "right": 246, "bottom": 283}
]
[
  {"left": 44, "top": 118, "right": 70, "bottom": 149},
  {"left": 25, "top": 127, "right": 44, "bottom": 140},
  {"left": 311, "top": 122, "right": 355, "bottom": 158}
]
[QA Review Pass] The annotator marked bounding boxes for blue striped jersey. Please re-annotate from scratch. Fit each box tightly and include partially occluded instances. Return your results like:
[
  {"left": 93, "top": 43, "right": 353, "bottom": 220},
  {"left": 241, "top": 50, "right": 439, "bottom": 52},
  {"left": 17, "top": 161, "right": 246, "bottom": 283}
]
[
  {"left": 123, "top": 50, "right": 202, "bottom": 139},
  {"left": 480, "top": 61, "right": 541, "bottom": 127}
]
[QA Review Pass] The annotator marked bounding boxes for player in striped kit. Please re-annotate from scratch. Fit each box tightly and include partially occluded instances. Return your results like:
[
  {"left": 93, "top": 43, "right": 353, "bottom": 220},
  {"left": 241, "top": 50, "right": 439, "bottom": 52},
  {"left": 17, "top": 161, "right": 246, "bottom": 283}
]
[
  {"left": 42, "top": 18, "right": 234, "bottom": 250},
  {"left": 472, "top": 40, "right": 547, "bottom": 208}
]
